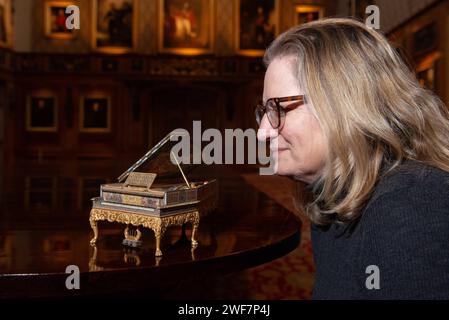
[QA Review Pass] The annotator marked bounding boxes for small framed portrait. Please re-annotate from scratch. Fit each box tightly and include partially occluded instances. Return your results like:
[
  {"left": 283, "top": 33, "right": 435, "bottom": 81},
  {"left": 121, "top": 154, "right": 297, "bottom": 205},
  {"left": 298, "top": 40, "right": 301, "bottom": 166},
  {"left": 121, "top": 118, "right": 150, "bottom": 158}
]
[
  {"left": 92, "top": 0, "right": 137, "bottom": 54},
  {"left": 26, "top": 95, "right": 58, "bottom": 132},
  {"left": 159, "top": 0, "right": 214, "bottom": 55},
  {"left": 236, "top": 0, "right": 279, "bottom": 57},
  {"left": 44, "top": 1, "right": 77, "bottom": 39},
  {"left": 0, "top": 0, "right": 12, "bottom": 47},
  {"left": 294, "top": 5, "right": 324, "bottom": 26},
  {"left": 79, "top": 96, "right": 111, "bottom": 133}
]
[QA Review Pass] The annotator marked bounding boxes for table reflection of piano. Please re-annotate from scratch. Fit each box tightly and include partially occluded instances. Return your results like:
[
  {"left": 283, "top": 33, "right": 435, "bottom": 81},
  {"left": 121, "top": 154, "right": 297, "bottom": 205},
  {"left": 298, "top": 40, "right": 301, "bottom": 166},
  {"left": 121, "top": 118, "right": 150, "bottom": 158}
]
[{"left": 89, "top": 233, "right": 198, "bottom": 271}]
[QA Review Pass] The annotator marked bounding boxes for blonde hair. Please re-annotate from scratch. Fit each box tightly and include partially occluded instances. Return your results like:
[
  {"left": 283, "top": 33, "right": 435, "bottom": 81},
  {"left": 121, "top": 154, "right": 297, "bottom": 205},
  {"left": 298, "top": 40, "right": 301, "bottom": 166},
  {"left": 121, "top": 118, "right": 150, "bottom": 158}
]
[{"left": 264, "top": 18, "right": 449, "bottom": 226}]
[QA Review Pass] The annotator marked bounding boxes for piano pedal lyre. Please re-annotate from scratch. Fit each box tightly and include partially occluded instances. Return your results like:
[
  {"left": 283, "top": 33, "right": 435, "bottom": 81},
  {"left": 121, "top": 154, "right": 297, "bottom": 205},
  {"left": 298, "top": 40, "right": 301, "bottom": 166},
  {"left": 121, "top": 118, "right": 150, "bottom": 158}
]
[{"left": 122, "top": 225, "right": 142, "bottom": 247}]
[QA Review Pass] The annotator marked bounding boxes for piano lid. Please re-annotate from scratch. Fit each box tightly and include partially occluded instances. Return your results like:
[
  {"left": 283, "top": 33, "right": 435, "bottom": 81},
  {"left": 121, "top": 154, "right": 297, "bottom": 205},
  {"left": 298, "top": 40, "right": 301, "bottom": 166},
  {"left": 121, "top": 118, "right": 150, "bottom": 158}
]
[{"left": 117, "top": 129, "right": 197, "bottom": 182}]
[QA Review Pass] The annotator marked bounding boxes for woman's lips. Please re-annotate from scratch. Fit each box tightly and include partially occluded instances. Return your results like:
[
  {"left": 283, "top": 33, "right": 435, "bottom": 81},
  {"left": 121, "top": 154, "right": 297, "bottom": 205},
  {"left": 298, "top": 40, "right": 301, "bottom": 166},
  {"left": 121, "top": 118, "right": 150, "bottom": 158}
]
[{"left": 271, "top": 147, "right": 289, "bottom": 153}]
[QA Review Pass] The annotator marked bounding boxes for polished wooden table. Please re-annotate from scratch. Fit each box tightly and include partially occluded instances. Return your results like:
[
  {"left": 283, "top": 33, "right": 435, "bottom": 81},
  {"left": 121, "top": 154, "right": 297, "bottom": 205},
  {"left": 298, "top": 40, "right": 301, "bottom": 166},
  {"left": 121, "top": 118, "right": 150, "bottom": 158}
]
[{"left": 0, "top": 174, "right": 301, "bottom": 299}]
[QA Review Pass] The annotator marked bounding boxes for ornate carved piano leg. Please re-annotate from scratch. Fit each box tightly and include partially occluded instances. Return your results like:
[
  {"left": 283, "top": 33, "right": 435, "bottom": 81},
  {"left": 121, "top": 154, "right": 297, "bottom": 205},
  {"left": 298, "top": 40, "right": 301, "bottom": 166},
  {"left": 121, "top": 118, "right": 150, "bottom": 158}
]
[
  {"left": 89, "top": 215, "right": 98, "bottom": 246},
  {"left": 155, "top": 224, "right": 166, "bottom": 257},
  {"left": 191, "top": 215, "right": 199, "bottom": 249},
  {"left": 155, "top": 231, "right": 162, "bottom": 256}
]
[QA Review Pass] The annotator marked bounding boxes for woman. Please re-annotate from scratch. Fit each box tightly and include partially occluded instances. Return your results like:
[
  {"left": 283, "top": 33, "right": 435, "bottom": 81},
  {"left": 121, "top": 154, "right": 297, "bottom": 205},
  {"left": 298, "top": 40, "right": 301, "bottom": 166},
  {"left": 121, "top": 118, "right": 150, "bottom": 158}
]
[{"left": 256, "top": 18, "right": 449, "bottom": 299}]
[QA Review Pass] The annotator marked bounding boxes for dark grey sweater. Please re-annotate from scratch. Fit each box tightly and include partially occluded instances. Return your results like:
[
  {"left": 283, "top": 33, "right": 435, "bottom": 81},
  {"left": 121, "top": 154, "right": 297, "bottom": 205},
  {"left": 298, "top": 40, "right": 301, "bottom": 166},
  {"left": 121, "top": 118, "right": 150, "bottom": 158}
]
[{"left": 311, "top": 160, "right": 449, "bottom": 299}]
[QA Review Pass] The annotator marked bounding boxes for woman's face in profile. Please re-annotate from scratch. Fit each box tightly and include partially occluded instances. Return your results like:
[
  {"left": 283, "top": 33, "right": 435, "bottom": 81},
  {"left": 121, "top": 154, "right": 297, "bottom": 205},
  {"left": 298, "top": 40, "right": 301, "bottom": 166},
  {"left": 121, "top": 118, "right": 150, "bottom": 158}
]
[{"left": 258, "top": 57, "right": 328, "bottom": 183}]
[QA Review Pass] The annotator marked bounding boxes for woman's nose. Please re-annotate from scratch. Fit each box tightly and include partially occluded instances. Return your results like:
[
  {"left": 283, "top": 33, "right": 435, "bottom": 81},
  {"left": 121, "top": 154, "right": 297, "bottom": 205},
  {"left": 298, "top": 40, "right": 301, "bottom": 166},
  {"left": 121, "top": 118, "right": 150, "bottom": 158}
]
[{"left": 257, "top": 115, "right": 278, "bottom": 142}]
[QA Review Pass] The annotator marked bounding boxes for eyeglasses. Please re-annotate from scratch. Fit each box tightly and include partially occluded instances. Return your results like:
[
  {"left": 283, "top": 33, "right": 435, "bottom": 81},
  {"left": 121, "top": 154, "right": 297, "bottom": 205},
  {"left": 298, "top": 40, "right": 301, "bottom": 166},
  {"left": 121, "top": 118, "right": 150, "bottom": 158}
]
[{"left": 255, "top": 95, "right": 306, "bottom": 129}]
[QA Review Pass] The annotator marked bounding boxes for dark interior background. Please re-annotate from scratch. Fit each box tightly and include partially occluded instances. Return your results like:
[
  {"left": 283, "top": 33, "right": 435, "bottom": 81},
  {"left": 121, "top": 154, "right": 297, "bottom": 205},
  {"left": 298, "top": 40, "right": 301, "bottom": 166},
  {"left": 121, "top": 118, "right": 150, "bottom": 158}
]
[{"left": 0, "top": 0, "right": 446, "bottom": 299}]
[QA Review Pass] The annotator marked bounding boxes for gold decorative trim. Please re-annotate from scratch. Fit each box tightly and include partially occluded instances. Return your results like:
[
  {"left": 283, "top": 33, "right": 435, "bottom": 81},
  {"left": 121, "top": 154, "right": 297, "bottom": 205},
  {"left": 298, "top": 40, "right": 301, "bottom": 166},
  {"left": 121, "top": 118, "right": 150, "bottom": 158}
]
[
  {"left": 124, "top": 226, "right": 142, "bottom": 242},
  {"left": 43, "top": 1, "right": 78, "bottom": 40},
  {"left": 89, "top": 208, "right": 200, "bottom": 256},
  {"left": 158, "top": 0, "right": 216, "bottom": 55},
  {"left": 235, "top": 0, "right": 280, "bottom": 57},
  {"left": 91, "top": 0, "right": 138, "bottom": 54},
  {"left": 122, "top": 195, "right": 144, "bottom": 206}
]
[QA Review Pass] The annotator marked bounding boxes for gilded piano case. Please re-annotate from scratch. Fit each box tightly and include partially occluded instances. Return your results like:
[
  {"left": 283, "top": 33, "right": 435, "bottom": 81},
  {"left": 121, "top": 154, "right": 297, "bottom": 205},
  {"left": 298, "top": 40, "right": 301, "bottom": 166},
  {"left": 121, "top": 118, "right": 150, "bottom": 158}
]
[{"left": 92, "top": 129, "right": 218, "bottom": 217}]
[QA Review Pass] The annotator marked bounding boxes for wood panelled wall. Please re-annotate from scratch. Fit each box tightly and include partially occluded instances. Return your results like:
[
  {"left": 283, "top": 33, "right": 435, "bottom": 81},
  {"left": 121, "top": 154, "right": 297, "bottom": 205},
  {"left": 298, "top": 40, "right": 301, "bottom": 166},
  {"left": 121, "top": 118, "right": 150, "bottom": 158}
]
[
  {"left": 1, "top": 0, "right": 338, "bottom": 215},
  {"left": 388, "top": 0, "right": 449, "bottom": 103},
  {"left": 0, "top": 50, "right": 268, "bottom": 214}
]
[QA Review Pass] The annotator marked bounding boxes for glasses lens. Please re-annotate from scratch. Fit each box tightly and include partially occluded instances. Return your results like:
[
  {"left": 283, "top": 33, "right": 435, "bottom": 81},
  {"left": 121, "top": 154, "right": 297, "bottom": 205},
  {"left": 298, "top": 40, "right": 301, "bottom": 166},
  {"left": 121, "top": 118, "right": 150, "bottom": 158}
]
[{"left": 266, "top": 100, "right": 279, "bottom": 128}]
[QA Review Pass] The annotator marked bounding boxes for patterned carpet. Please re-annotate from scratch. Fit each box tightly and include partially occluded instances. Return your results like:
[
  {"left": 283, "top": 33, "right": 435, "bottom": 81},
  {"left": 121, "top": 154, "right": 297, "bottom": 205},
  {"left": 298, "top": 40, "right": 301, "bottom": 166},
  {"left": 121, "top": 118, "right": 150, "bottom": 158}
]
[{"left": 222, "top": 174, "right": 316, "bottom": 300}]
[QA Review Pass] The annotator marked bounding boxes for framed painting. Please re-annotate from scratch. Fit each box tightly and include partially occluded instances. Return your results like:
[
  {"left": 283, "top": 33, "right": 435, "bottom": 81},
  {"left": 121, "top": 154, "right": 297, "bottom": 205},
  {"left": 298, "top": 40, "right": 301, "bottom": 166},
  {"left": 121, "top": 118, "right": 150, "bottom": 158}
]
[
  {"left": 0, "top": 0, "right": 12, "bottom": 47},
  {"left": 159, "top": 0, "right": 214, "bottom": 55},
  {"left": 79, "top": 95, "right": 111, "bottom": 133},
  {"left": 294, "top": 5, "right": 324, "bottom": 26},
  {"left": 26, "top": 95, "right": 58, "bottom": 132},
  {"left": 236, "top": 0, "right": 279, "bottom": 57},
  {"left": 92, "top": 0, "right": 137, "bottom": 54},
  {"left": 44, "top": 0, "right": 77, "bottom": 39}
]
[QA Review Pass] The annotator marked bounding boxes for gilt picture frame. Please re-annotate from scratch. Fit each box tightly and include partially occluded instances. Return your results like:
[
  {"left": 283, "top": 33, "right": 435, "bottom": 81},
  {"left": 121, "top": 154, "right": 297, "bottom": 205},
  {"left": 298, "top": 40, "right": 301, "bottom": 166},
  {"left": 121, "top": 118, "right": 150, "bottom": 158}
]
[
  {"left": 0, "top": 0, "right": 12, "bottom": 48},
  {"left": 159, "top": 0, "right": 215, "bottom": 55},
  {"left": 44, "top": 0, "right": 77, "bottom": 40},
  {"left": 92, "top": 0, "right": 137, "bottom": 54},
  {"left": 79, "top": 95, "right": 111, "bottom": 133},
  {"left": 294, "top": 5, "right": 324, "bottom": 26},
  {"left": 26, "top": 94, "right": 58, "bottom": 132},
  {"left": 235, "top": 0, "right": 279, "bottom": 57}
]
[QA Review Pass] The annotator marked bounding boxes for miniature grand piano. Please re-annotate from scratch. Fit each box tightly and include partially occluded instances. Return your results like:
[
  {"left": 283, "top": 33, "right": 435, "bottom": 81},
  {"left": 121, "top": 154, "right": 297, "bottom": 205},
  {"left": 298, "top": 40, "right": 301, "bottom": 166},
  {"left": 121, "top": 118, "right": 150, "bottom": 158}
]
[{"left": 89, "top": 129, "right": 218, "bottom": 256}]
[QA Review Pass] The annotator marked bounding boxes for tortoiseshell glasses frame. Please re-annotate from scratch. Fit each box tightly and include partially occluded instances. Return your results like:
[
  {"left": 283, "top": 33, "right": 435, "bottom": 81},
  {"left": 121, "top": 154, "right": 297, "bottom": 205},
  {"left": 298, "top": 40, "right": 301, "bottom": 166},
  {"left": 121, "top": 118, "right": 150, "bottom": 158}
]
[{"left": 255, "top": 95, "right": 306, "bottom": 129}]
